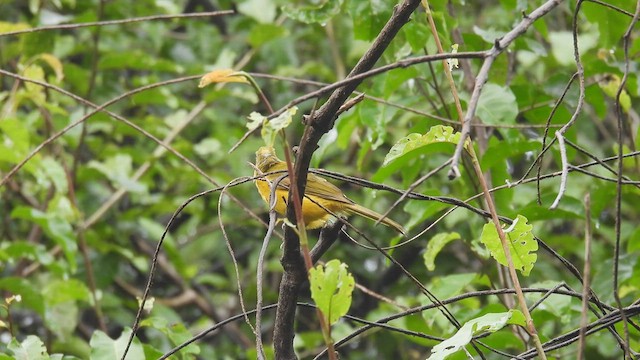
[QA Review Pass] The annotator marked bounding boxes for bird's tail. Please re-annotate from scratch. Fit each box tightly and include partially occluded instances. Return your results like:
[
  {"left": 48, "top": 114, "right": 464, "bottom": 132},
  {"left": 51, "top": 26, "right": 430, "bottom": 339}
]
[{"left": 345, "top": 203, "right": 406, "bottom": 235}]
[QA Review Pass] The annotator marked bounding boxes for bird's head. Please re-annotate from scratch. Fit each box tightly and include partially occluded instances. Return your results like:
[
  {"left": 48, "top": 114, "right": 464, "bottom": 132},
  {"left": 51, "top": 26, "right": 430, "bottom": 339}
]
[{"left": 255, "top": 146, "right": 281, "bottom": 173}]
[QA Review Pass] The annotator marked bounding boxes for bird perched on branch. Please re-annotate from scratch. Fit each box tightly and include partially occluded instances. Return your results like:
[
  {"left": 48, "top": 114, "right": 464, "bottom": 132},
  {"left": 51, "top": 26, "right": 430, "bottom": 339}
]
[{"left": 254, "top": 146, "right": 405, "bottom": 235}]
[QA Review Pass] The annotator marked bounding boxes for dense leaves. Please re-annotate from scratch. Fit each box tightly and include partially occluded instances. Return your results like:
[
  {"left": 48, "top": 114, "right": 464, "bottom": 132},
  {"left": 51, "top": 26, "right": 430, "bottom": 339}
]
[{"left": 0, "top": 0, "right": 638, "bottom": 359}]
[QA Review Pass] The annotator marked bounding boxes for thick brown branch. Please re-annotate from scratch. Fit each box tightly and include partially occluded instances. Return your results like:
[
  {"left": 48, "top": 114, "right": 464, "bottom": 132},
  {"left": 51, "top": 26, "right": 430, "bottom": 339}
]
[{"left": 273, "top": 1, "right": 422, "bottom": 358}]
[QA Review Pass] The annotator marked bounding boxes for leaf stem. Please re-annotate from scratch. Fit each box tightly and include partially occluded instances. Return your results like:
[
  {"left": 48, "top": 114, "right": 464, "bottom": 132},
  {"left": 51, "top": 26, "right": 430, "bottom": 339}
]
[{"left": 422, "top": 0, "right": 547, "bottom": 358}]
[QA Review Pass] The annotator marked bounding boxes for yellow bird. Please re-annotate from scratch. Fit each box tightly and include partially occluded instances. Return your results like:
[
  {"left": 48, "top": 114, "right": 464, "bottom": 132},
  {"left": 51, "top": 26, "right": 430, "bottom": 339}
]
[{"left": 254, "top": 146, "right": 405, "bottom": 235}]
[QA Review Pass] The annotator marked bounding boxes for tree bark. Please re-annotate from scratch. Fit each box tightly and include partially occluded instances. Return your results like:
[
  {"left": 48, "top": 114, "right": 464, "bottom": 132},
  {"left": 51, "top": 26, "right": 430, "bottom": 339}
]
[{"left": 273, "top": 1, "right": 422, "bottom": 359}]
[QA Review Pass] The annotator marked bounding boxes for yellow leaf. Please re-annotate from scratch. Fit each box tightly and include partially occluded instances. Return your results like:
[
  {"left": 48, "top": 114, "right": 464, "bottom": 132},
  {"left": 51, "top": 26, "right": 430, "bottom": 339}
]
[
  {"left": 0, "top": 21, "right": 30, "bottom": 34},
  {"left": 198, "top": 69, "right": 249, "bottom": 88},
  {"left": 599, "top": 74, "right": 631, "bottom": 113},
  {"left": 23, "top": 64, "right": 45, "bottom": 92},
  {"left": 36, "top": 54, "right": 64, "bottom": 82}
]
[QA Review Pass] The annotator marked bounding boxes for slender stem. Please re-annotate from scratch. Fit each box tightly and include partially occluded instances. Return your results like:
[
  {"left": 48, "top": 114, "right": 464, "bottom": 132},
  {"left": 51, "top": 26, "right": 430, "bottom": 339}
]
[
  {"left": 422, "top": 0, "right": 548, "bottom": 358},
  {"left": 577, "top": 193, "right": 592, "bottom": 359},
  {"left": 470, "top": 147, "right": 547, "bottom": 359},
  {"left": 273, "top": 2, "right": 423, "bottom": 358}
]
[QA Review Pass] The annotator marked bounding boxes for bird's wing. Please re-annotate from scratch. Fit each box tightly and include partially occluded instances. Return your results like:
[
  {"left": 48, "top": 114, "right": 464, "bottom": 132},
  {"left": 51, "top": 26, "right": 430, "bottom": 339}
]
[
  {"left": 264, "top": 168, "right": 353, "bottom": 205},
  {"left": 304, "top": 173, "right": 354, "bottom": 204}
]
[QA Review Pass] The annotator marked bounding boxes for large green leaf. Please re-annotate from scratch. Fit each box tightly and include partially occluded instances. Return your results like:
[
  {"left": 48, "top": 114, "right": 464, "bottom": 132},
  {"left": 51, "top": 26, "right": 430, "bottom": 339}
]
[
  {"left": 427, "top": 310, "right": 526, "bottom": 360},
  {"left": 480, "top": 215, "right": 537, "bottom": 276},
  {"left": 89, "top": 329, "right": 145, "bottom": 360},
  {"left": 7, "top": 335, "right": 48, "bottom": 359},
  {"left": 423, "top": 232, "right": 461, "bottom": 271},
  {"left": 475, "top": 84, "right": 518, "bottom": 125},
  {"left": 309, "top": 259, "right": 355, "bottom": 325}
]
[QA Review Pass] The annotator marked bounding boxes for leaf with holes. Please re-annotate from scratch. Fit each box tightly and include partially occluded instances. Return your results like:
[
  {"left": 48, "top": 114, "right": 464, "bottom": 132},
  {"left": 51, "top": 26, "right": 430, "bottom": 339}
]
[
  {"left": 480, "top": 215, "right": 537, "bottom": 276},
  {"left": 309, "top": 259, "right": 355, "bottom": 325}
]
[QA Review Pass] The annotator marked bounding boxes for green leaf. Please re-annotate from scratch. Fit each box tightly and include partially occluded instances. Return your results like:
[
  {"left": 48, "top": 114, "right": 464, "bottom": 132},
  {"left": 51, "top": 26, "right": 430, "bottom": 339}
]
[
  {"left": 22, "top": 30, "right": 55, "bottom": 58},
  {"left": 247, "top": 111, "right": 265, "bottom": 131},
  {"left": 268, "top": 106, "right": 297, "bottom": 132},
  {"left": 11, "top": 206, "right": 77, "bottom": 272},
  {"left": 403, "top": 20, "right": 430, "bottom": 52},
  {"left": 427, "top": 310, "right": 526, "bottom": 360},
  {"left": 45, "top": 300, "right": 78, "bottom": 341},
  {"left": 480, "top": 138, "right": 541, "bottom": 170},
  {"left": 165, "top": 323, "right": 200, "bottom": 356},
  {"left": 0, "top": 118, "right": 31, "bottom": 163},
  {"left": 403, "top": 200, "right": 448, "bottom": 232},
  {"left": 142, "top": 344, "right": 164, "bottom": 360},
  {"left": 35, "top": 53, "right": 64, "bottom": 83},
  {"left": 583, "top": 1, "right": 630, "bottom": 47},
  {"left": 253, "top": 106, "right": 297, "bottom": 147},
  {"left": 628, "top": 227, "right": 640, "bottom": 253},
  {"left": 23, "top": 64, "right": 46, "bottom": 104},
  {"left": 548, "top": 31, "right": 598, "bottom": 66},
  {"left": 427, "top": 273, "right": 479, "bottom": 300},
  {"left": 193, "top": 138, "right": 222, "bottom": 158},
  {"left": 423, "top": 232, "right": 461, "bottom": 271},
  {"left": 519, "top": 194, "right": 584, "bottom": 221},
  {"left": 349, "top": 0, "right": 390, "bottom": 41},
  {"left": 248, "top": 24, "right": 288, "bottom": 47},
  {"left": 0, "top": 277, "right": 45, "bottom": 315},
  {"left": 44, "top": 279, "right": 91, "bottom": 305},
  {"left": 0, "top": 21, "right": 31, "bottom": 33},
  {"left": 480, "top": 215, "right": 537, "bottom": 276},
  {"left": 99, "top": 51, "right": 182, "bottom": 72},
  {"left": 473, "top": 26, "right": 507, "bottom": 44},
  {"left": 383, "top": 67, "right": 418, "bottom": 97},
  {"left": 8, "top": 335, "right": 48, "bottom": 359},
  {"left": 88, "top": 154, "right": 147, "bottom": 193},
  {"left": 0, "top": 241, "right": 52, "bottom": 266},
  {"left": 309, "top": 259, "right": 355, "bottom": 325},
  {"left": 525, "top": 281, "right": 572, "bottom": 318},
  {"left": 42, "top": 279, "right": 90, "bottom": 340},
  {"left": 283, "top": 0, "right": 344, "bottom": 24},
  {"left": 237, "top": 0, "right": 277, "bottom": 23},
  {"left": 475, "top": 84, "right": 518, "bottom": 125},
  {"left": 89, "top": 328, "right": 145, "bottom": 360},
  {"left": 599, "top": 74, "right": 632, "bottom": 113},
  {"left": 40, "top": 157, "right": 69, "bottom": 194},
  {"left": 383, "top": 125, "right": 463, "bottom": 166}
]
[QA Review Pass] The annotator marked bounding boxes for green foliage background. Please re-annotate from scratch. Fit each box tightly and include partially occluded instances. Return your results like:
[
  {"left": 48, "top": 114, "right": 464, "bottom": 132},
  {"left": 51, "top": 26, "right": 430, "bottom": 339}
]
[{"left": 0, "top": 0, "right": 638, "bottom": 359}]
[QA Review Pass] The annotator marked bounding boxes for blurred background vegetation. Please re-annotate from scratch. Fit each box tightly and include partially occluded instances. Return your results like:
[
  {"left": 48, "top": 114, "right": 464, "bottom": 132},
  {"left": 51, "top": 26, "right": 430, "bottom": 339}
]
[{"left": 0, "top": 0, "right": 638, "bottom": 358}]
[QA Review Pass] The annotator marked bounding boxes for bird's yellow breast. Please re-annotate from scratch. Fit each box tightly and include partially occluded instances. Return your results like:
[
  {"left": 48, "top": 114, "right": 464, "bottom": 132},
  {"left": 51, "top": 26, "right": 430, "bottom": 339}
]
[
  {"left": 254, "top": 178, "right": 344, "bottom": 229},
  {"left": 253, "top": 146, "right": 405, "bottom": 234}
]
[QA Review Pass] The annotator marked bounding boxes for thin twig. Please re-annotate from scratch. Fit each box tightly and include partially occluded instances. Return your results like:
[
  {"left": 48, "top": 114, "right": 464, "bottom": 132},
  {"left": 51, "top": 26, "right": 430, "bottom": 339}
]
[
  {"left": 253, "top": 73, "right": 563, "bottom": 129},
  {"left": 82, "top": 101, "right": 208, "bottom": 229},
  {"left": 273, "top": 1, "right": 423, "bottom": 358},
  {"left": 228, "top": 50, "right": 487, "bottom": 154},
  {"left": 123, "top": 186, "right": 218, "bottom": 358},
  {"left": 548, "top": 0, "right": 587, "bottom": 209},
  {"left": 550, "top": 131, "right": 569, "bottom": 209},
  {"left": 613, "top": 1, "right": 640, "bottom": 357},
  {"left": 584, "top": 0, "right": 635, "bottom": 16},
  {"left": 535, "top": 72, "right": 579, "bottom": 204},
  {"left": 156, "top": 285, "right": 628, "bottom": 359},
  {"left": 255, "top": 173, "right": 288, "bottom": 360},
  {"left": 0, "top": 72, "right": 199, "bottom": 188},
  {"left": 374, "top": 144, "right": 452, "bottom": 227},
  {"left": 0, "top": 11, "right": 234, "bottom": 37},
  {"left": 578, "top": 193, "right": 592, "bottom": 359},
  {"left": 426, "top": 0, "right": 555, "bottom": 357},
  {"left": 448, "top": 0, "right": 564, "bottom": 178}
]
